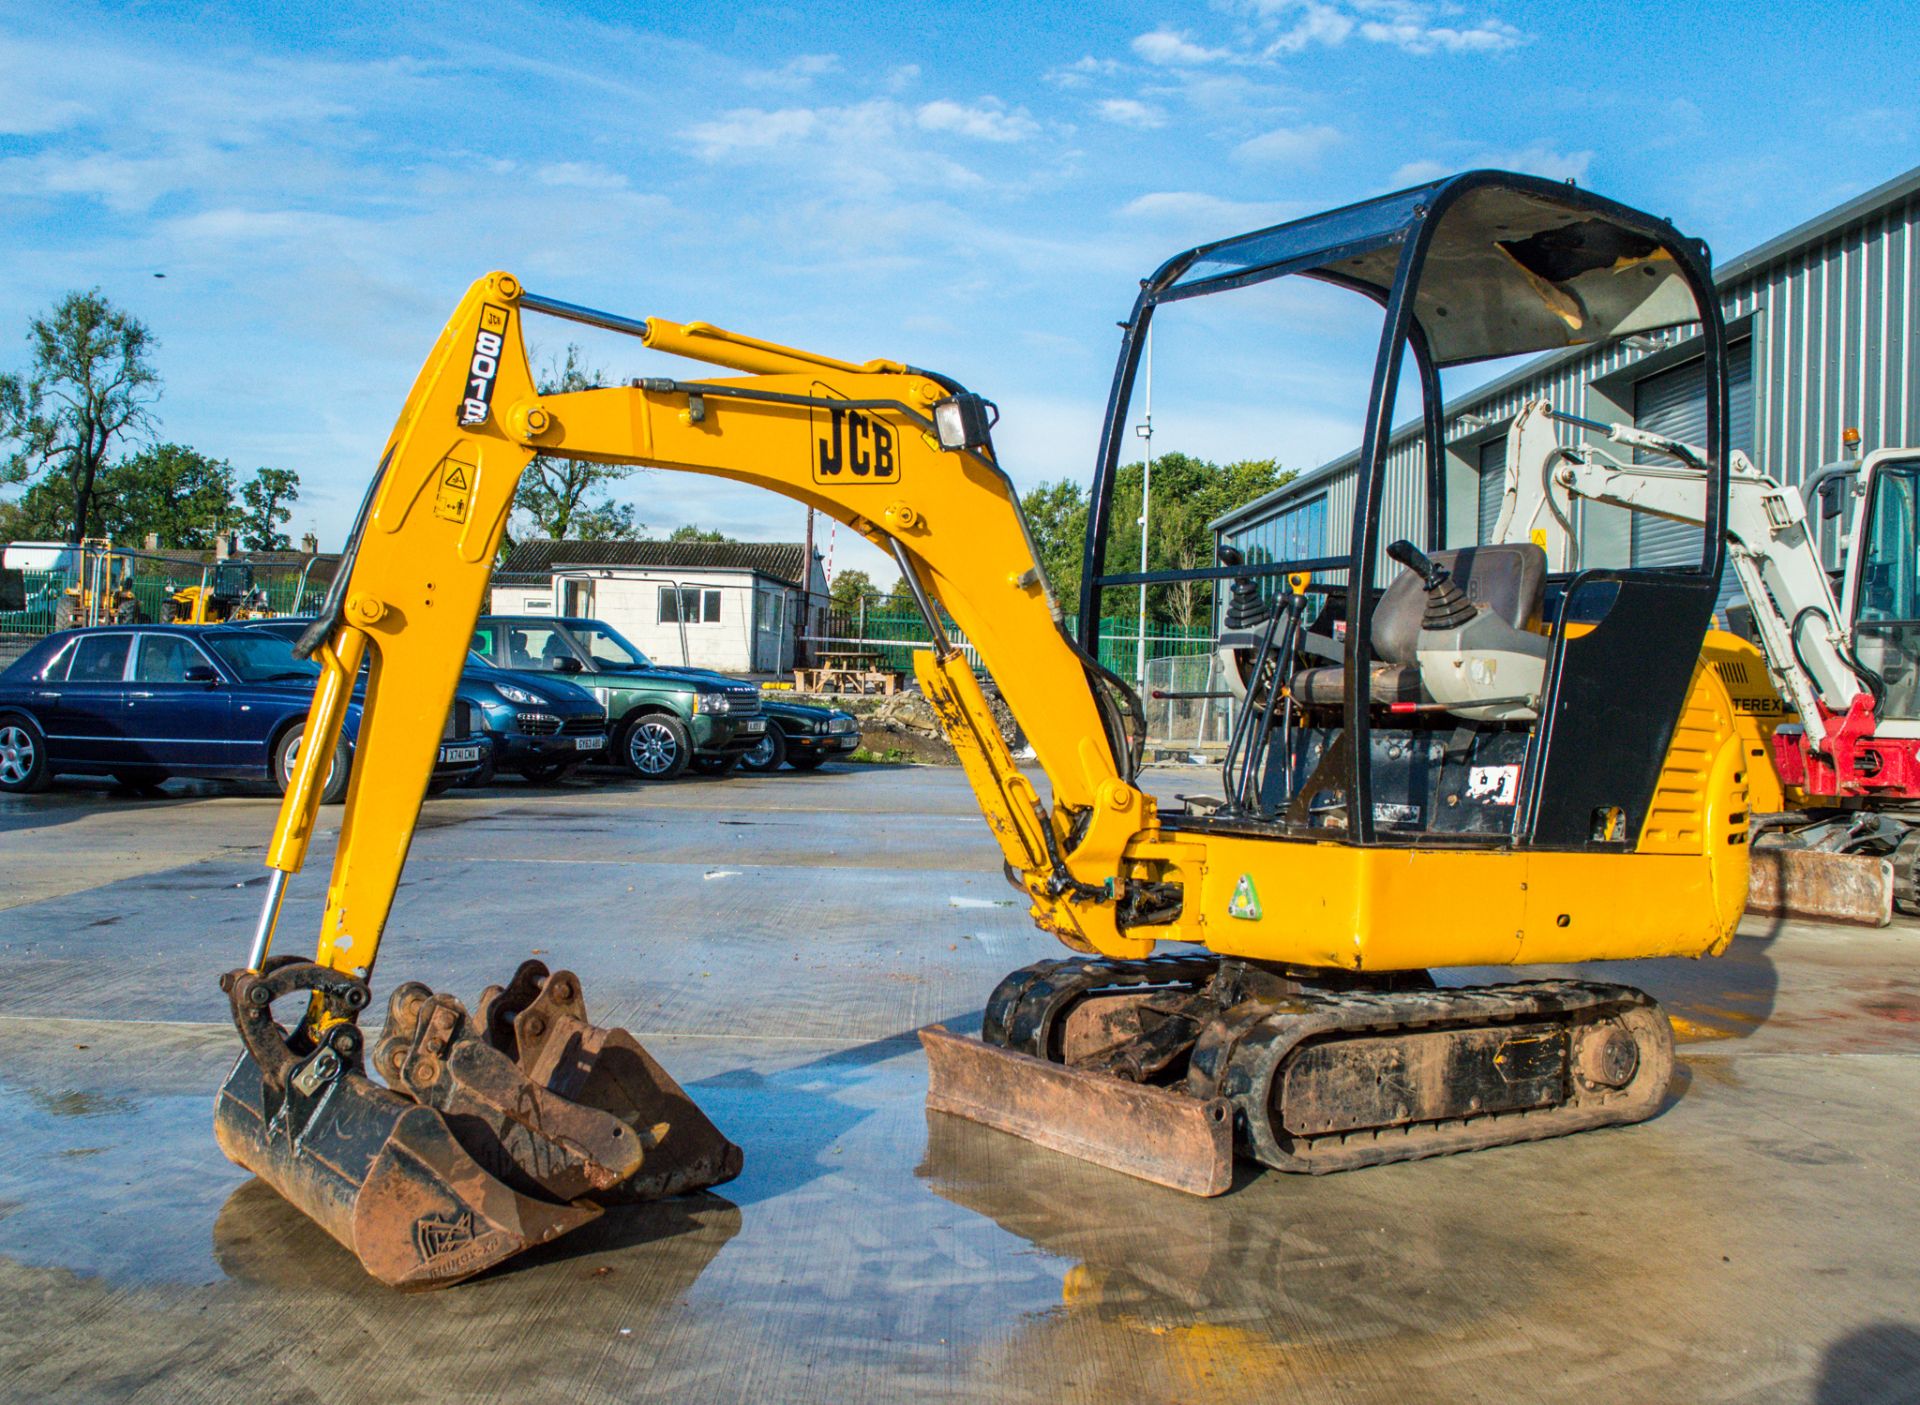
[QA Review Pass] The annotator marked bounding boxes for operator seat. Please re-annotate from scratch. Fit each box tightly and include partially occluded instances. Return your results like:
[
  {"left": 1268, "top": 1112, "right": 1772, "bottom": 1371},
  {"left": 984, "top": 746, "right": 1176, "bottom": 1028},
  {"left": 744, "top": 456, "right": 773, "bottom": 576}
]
[{"left": 1291, "top": 542, "right": 1548, "bottom": 707}]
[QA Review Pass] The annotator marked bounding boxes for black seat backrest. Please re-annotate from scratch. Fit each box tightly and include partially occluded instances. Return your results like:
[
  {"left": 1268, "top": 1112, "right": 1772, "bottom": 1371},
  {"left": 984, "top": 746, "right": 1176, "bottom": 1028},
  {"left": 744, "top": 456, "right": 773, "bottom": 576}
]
[{"left": 1372, "top": 542, "right": 1549, "bottom": 664}]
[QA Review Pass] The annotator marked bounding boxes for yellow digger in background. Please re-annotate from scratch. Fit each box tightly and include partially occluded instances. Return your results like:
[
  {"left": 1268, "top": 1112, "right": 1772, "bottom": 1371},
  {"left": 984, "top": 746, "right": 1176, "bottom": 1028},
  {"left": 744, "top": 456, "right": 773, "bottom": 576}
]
[
  {"left": 220, "top": 171, "right": 1754, "bottom": 1288},
  {"left": 161, "top": 560, "right": 271, "bottom": 623}
]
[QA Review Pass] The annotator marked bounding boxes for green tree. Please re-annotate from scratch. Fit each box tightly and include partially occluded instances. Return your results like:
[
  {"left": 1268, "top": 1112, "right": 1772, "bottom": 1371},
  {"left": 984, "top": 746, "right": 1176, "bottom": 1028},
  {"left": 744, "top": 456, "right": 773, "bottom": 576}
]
[
  {"left": 883, "top": 574, "right": 919, "bottom": 614},
  {"left": 829, "top": 567, "right": 876, "bottom": 616},
  {"left": 572, "top": 501, "right": 640, "bottom": 541},
  {"left": 510, "top": 345, "right": 640, "bottom": 541},
  {"left": 96, "top": 443, "right": 237, "bottom": 548},
  {"left": 668, "top": 524, "right": 730, "bottom": 543},
  {"left": 0, "top": 290, "right": 160, "bottom": 542},
  {"left": 1019, "top": 477, "right": 1089, "bottom": 609},
  {"left": 238, "top": 467, "right": 300, "bottom": 551},
  {"left": 0, "top": 477, "right": 79, "bottom": 540},
  {"left": 1020, "top": 454, "right": 1296, "bottom": 627}
]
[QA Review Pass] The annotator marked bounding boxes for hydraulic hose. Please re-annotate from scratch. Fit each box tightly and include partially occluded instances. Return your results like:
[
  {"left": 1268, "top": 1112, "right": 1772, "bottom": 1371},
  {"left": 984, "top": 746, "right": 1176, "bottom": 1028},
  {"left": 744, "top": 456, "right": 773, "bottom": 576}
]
[{"left": 1792, "top": 604, "right": 1886, "bottom": 714}]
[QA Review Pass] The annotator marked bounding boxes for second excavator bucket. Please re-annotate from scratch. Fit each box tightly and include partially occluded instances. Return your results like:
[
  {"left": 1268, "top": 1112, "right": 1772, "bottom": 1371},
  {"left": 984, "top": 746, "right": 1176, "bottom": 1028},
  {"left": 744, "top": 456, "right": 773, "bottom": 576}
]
[{"left": 215, "top": 958, "right": 741, "bottom": 1290}]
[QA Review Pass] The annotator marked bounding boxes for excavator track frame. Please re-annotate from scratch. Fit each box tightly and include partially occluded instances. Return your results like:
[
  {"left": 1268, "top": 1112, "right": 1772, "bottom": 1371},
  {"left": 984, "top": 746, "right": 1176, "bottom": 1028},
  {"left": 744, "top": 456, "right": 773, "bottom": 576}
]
[{"left": 933, "top": 956, "right": 1673, "bottom": 1192}]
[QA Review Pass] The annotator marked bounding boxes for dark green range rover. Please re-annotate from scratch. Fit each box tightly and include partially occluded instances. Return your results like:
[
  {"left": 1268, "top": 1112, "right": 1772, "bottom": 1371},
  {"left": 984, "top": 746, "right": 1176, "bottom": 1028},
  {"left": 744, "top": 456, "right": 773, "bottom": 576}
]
[{"left": 473, "top": 616, "right": 766, "bottom": 780}]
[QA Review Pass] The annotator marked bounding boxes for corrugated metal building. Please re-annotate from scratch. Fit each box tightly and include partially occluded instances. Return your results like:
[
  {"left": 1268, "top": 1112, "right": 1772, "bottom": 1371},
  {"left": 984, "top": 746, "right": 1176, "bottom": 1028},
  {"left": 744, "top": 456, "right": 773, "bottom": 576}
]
[{"left": 1213, "top": 165, "right": 1920, "bottom": 585}]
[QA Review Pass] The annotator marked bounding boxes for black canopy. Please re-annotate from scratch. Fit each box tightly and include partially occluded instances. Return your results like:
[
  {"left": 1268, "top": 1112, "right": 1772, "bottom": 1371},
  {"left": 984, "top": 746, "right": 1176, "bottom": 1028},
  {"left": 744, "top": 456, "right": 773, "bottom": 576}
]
[{"left": 1147, "top": 171, "right": 1705, "bottom": 367}]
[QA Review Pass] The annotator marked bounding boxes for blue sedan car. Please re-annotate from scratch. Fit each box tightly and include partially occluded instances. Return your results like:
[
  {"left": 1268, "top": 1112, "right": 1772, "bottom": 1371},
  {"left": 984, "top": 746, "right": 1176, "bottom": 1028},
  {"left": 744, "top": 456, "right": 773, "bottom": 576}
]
[
  {"left": 243, "top": 619, "right": 609, "bottom": 784},
  {"left": 0, "top": 624, "right": 488, "bottom": 800}
]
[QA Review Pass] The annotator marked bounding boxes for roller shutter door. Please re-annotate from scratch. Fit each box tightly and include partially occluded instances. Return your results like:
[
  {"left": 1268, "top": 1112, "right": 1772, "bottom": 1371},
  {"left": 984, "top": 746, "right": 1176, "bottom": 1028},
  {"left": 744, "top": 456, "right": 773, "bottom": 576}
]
[
  {"left": 1630, "top": 341, "right": 1753, "bottom": 612},
  {"left": 1476, "top": 436, "right": 1506, "bottom": 543}
]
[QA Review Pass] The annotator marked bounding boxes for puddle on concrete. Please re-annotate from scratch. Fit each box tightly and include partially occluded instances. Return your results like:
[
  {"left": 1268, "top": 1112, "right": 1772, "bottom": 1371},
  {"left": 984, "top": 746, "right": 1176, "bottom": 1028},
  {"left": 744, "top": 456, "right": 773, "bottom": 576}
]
[{"left": 0, "top": 1069, "right": 249, "bottom": 1286}]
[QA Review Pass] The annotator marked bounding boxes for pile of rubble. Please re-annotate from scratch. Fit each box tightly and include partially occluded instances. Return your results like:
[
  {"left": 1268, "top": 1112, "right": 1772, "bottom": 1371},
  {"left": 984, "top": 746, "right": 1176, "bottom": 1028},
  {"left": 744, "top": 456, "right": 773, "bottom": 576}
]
[{"left": 814, "top": 686, "right": 1026, "bottom": 764}]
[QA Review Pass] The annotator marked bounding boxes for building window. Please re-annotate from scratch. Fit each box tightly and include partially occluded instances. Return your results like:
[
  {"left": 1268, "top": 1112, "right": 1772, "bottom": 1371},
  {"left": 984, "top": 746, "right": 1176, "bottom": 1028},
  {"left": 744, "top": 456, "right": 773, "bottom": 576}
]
[
  {"left": 1229, "top": 494, "right": 1327, "bottom": 569},
  {"left": 660, "top": 586, "right": 722, "bottom": 623}
]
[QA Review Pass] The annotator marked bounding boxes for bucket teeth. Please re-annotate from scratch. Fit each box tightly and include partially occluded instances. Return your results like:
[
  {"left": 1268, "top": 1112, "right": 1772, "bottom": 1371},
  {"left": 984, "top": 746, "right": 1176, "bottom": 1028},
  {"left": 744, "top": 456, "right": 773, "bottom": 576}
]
[{"left": 216, "top": 958, "right": 741, "bottom": 1291}]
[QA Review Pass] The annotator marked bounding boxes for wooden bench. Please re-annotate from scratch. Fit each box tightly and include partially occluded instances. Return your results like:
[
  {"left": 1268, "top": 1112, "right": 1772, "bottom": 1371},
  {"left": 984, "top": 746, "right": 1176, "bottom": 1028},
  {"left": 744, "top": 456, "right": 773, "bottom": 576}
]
[{"left": 794, "top": 650, "right": 899, "bottom": 695}]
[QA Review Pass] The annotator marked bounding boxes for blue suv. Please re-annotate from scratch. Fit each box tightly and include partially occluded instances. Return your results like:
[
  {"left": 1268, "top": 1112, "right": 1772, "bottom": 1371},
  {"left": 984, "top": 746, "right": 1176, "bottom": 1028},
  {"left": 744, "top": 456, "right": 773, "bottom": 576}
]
[{"left": 243, "top": 620, "right": 609, "bottom": 785}]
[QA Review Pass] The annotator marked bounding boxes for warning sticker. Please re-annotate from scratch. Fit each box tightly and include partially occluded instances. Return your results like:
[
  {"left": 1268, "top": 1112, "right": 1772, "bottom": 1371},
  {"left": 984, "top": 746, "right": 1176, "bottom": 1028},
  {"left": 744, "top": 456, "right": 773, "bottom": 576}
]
[
  {"left": 435, "top": 458, "right": 474, "bottom": 524},
  {"left": 1227, "top": 873, "right": 1262, "bottom": 921},
  {"left": 1467, "top": 764, "right": 1520, "bottom": 806}
]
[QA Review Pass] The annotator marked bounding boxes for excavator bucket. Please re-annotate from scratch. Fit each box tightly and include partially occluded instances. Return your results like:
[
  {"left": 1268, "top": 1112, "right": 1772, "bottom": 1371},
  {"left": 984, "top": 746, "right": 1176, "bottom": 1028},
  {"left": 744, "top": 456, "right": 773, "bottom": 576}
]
[{"left": 215, "top": 958, "right": 740, "bottom": 1290}]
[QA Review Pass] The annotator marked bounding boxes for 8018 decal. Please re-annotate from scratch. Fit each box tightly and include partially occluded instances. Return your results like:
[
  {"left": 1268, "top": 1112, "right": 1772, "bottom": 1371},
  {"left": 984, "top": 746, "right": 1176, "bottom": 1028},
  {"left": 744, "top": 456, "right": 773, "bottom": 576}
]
[{"left": 458, "top": 305, "right": 511, "bottom": 427}]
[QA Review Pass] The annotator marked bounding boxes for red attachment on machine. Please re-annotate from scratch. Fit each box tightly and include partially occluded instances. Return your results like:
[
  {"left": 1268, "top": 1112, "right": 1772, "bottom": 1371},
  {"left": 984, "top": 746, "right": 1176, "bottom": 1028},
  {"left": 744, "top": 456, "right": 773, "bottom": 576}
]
[{"left": 1773, "top": 694, "right": 1920, "bottom": 799}]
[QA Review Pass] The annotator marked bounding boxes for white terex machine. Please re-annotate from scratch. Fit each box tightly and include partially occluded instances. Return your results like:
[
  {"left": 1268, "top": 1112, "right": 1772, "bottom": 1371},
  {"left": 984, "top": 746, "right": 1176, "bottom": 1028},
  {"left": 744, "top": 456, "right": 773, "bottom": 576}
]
[{"left": 1492, "top": 400, "right": 1920, "bottom": 921}]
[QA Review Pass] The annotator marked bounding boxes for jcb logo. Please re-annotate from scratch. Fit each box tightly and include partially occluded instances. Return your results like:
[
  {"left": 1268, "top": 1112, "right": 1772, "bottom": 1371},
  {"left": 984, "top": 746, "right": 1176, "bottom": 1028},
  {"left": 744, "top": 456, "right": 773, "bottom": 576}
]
[{"left": 811, "top": 382, "right": 896, "bottom": 485}]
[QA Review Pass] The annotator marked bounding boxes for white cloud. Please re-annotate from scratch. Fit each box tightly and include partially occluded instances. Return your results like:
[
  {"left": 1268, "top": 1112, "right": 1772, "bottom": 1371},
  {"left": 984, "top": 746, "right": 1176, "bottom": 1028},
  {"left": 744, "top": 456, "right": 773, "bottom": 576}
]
[
  {"left": 885, "top": 63, "right": 921, "bottom": 93},
  {"left": 683, "top": 106, "right": 822, "bottom": 159},
  {"left": 1131, "top": 29, "right": 1234, "bottom": 66},
  {"left": 1232, "top": 2, "right": 1529, "bottom": 58},
  {"left": 534, "top": 161, "right": 631, "bottom": 192},
  {"left": 1234, "top": 122, "right": 1341, "bottom": 163},
  {"left": 1356, "top": 6, "right": 1525, "bottom": 54},
  {"left": 1046, "top": 55, "right": 1124, "bottom": 87},
  {"left": 914, "top": 98, "right": 1039, "bottom": 143},
  {"left": 1118, "top": 191, "right": 1301, "bottom": 231},
  {"left": 1389, "top": 142, "right": 1592, "bottom": 186},
  {"left": 1261, "top": 3, "right": 1358, "bottom": 54},
  {"left": 739, "top": 52, "right": 840, "bottom": 90},
  {"left": 1096, "top": 98, "right": 1166, "bottom": 130}
]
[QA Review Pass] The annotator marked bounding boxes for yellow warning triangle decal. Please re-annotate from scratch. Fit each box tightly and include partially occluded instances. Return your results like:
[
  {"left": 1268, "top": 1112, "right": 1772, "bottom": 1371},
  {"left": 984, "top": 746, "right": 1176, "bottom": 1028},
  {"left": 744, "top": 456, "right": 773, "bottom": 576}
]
[
  {"left": 444, "top": 465, "right": 469, "bottom": 490},
  {"left": 1227, "top": 873, "right": 1262, "bottom": 921}
]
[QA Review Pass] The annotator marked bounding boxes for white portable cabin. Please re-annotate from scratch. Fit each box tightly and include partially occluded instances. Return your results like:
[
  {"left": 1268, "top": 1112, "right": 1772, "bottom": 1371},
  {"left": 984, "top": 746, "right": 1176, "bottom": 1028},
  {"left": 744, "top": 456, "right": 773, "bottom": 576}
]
[{"left": 489, "top": 540, "right": 827, "bottom": 676}]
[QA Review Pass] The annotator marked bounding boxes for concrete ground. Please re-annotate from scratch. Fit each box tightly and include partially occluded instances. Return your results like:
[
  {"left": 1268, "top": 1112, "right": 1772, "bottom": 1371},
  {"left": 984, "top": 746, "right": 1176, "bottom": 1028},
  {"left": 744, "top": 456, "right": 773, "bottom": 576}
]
[{"left": 1, "top": 762, "right": 1918, "bottom": 1404}]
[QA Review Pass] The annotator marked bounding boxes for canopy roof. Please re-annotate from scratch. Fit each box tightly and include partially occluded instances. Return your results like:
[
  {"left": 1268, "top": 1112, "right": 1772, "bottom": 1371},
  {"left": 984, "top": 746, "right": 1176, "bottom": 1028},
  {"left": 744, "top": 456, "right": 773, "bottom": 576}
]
[{"left": 1148, "top": 170, "right": 1707, "bottom": 366}]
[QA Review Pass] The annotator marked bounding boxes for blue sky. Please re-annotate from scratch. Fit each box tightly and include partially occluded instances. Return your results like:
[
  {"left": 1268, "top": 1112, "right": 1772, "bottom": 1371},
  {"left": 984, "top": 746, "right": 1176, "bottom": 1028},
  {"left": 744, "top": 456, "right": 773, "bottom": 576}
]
[{"left": 4, "top": 0, "right": 1914, "bottom": 584}]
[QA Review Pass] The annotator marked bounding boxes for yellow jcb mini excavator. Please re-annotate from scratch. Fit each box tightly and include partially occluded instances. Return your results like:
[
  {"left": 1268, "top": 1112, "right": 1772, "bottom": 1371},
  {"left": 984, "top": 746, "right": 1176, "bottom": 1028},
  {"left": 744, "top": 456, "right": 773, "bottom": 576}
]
[{"left": 220, "top": 171, "right": 1751, "bottom": 1289}]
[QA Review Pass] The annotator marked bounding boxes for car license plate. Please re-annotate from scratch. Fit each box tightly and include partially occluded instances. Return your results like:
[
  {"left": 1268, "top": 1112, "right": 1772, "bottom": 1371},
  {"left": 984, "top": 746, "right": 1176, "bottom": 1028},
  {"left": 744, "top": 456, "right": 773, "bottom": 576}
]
[
  {"left": 740, "top": 719, "right": 766, "bottom": 734},
  {"left": 440, "top": 745, "right": 484, "bottom": 764},
  {"left": 833, "top": 735, "right": 858, "bottom": 749},
  {"left": 574, "top": 735, "right": 604, "bottom": 750}
]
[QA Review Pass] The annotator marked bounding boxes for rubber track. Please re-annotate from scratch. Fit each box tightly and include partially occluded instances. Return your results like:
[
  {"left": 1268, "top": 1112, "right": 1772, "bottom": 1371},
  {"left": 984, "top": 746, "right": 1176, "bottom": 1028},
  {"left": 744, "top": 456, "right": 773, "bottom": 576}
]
[{"left": 1189, "top": 978, "right": 1674, "bottom": 1174}]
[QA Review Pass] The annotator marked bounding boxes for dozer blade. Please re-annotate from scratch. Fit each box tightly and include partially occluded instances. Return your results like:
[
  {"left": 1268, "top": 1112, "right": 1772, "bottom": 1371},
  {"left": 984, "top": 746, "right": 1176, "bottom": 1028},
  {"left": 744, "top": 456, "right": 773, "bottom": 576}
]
[
  {"left": 920, "top": 1025, "right": 1233, "bottom": 1197},
  {"left": 1747, "top": 844, "right": 1892, "bottom": 927},
  {"left": 478, "top": 961, "right": 744, "bottom": 1200}
]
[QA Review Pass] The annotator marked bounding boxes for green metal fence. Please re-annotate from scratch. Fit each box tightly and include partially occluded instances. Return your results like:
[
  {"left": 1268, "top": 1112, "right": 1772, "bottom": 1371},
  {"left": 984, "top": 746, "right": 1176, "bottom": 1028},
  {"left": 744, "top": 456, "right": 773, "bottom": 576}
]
[
  {"left": 0, "top": 563, "right": 332, "bottom": 637},
  {"left": 0, "top": 569, "right": 71, "bottom": 635},
  {"left": 820, "top": 604, "right": 1213, "bottom": 678}
]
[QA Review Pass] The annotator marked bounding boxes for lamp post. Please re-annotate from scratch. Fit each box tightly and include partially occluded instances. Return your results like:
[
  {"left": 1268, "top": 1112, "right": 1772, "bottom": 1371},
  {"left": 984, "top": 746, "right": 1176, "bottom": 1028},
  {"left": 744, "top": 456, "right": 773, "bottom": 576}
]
[{"left": 1134, "top": 327, "right": 1154, "bottom": 690}]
